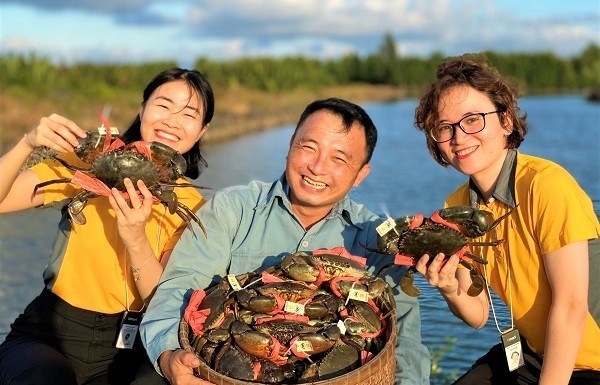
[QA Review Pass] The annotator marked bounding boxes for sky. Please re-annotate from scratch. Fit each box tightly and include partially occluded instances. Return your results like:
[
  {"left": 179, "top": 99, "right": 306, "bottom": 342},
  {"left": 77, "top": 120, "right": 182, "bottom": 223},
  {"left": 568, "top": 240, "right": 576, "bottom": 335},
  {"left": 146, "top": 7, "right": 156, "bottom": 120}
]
[{"left": 1, "top": 0, "right": 599, "bottom": 68}]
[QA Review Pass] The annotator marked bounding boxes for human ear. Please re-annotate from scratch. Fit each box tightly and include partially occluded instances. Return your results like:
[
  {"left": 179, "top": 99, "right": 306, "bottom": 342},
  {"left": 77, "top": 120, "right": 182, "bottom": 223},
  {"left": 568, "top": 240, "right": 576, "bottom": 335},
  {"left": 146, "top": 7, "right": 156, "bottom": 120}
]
[{"left": 352, "top": 163, "right": 371, "bottom": 188}]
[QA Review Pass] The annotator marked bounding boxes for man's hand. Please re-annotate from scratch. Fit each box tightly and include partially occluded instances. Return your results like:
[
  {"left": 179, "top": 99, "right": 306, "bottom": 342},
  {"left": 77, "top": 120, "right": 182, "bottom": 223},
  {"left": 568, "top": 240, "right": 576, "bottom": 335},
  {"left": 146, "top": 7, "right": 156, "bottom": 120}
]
[{"left": 159, "top": 349, "right": 214, "bottom": 385}]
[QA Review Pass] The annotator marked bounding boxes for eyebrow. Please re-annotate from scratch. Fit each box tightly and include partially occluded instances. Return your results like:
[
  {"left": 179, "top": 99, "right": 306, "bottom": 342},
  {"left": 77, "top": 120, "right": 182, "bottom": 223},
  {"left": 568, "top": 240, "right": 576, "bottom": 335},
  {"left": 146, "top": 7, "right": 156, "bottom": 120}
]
[{"left": 155, "top": 95, "right": 200, "bottom": 114}]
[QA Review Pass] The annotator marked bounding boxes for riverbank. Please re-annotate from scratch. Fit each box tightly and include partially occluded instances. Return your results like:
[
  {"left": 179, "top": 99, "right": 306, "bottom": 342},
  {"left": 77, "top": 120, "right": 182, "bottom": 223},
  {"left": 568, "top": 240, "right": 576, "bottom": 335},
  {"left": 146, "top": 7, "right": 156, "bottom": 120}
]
[{"left": 0, "top": 84, "right": 406, "bottom": 153}]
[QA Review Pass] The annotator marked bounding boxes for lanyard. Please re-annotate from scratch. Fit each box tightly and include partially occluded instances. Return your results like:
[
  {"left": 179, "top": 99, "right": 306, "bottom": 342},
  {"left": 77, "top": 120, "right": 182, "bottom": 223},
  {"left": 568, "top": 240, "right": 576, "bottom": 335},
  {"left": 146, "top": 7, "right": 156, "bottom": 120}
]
[{"left": 482, "top": 263, "right": 514, "bottom": 334}]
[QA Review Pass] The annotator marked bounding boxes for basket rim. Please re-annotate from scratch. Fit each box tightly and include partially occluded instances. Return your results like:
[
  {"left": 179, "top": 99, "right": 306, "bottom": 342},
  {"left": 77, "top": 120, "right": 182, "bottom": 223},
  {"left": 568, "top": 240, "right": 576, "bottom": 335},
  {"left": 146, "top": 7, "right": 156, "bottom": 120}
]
[{"left": 180, "top": 316, "right": 398, "bottom": 385}]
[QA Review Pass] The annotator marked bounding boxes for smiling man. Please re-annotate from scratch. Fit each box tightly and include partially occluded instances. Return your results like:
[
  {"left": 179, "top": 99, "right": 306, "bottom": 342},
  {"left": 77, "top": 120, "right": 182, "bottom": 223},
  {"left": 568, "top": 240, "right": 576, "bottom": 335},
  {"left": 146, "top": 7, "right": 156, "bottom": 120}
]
[{"left": 139, "top": 97, "right": 431, "bottom": 385}]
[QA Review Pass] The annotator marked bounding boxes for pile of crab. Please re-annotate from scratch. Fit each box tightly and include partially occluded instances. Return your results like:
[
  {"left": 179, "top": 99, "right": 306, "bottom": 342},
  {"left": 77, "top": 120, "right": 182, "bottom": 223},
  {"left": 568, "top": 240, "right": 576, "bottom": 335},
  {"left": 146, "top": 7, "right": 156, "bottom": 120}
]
[{"left": 179, "top": 247, "right": 397, "bottom": 384}]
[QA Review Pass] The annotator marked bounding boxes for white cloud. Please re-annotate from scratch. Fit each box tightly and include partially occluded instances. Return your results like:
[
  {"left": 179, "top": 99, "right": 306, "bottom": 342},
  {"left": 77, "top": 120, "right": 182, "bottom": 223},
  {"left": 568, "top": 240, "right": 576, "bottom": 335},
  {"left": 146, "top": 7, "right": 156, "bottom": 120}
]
[{"left": 0, "top": 0, "right": 598, "bottom": 64}]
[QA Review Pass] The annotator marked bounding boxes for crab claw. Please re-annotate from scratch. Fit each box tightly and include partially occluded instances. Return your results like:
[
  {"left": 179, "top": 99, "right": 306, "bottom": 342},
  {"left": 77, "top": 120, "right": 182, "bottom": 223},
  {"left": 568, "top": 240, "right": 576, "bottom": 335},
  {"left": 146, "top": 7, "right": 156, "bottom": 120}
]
[
  {"left": 399, "top": 268, "right": 421, "bottom": 297},
  {"left": 467, "top": 267, "right": 485, "bottom": 296}
]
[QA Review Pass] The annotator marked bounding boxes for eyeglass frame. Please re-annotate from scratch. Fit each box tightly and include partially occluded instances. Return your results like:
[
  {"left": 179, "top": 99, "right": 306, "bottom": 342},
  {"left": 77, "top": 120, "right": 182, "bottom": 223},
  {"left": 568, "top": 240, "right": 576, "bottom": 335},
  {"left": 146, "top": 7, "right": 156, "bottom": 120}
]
[{"left": 430, "top": 110, "right": 505, "bottom": 143}]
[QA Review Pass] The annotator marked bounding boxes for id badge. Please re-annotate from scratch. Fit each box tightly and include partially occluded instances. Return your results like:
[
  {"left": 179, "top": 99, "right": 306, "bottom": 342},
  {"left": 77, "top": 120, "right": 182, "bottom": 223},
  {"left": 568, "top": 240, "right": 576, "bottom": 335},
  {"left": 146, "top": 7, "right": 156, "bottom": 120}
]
[
  {"left": 501, "top": 328, "right": 524, "bottom": 372},
  {"left": 114, "top": 311, "right": 143, "bottom": 349}
]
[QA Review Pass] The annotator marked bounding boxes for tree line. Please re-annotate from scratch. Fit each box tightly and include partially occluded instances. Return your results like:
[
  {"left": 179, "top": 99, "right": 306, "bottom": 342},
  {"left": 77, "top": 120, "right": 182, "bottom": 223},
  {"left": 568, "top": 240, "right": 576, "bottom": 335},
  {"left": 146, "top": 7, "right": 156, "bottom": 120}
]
[{"left": 1, "top": 34, "right": 599, "bottom": 101}]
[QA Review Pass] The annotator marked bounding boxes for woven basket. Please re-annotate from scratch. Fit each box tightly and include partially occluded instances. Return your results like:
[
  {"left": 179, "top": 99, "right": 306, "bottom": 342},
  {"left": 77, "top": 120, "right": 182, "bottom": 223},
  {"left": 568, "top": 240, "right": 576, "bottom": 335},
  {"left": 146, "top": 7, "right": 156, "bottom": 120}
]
[{"left": 180, "top": 316, "right": 397, "bottom": 385}]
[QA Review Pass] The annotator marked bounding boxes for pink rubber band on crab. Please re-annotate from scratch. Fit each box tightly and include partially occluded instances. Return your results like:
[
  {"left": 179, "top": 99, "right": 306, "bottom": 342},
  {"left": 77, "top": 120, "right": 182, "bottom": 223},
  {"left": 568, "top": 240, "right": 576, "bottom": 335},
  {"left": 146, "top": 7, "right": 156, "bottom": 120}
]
[
  {"left": 255, "top": 313, "right": 310, "bottom": 325},
  {"left": 393, "top": 253, "right": 417, "bottom": 267},
  {"left": 261, "top": 271, "right": 286, "bottom": 284},
  {"left": 430, "top": 210, "right": 461, "bottom": 232},
  {"left": 312, "top": 264, "right": 326, "bottom": 287},
  {"left": 71, "top": 171, "right": 112, "bottom": 197},
  {"left": 362, "top": 350, "right": 375, "bottom": 365},
  {"left": 252, "top": 362, "right": 261, "bottom": 381},
  {"left": 409, "top": 213, "right": 425, "bottom": 229},
  {"left": 266, "top": 294, "right": 287, "bottom": 315},
  {"left": 130, "top": 141, "right": 154, "bottom": 160},
  {"left": 329, "top": 276, "right": 360, "bottom": 298},
  {"left": 266, "top": 336, "right": 287, "bottom": 365},
  {"left": 71, "top": 171, "right": 161, "bottom": 204},
  {"left": 288, "top": 336, "right": 311, "bottom": 359},
  {"left": 183, "top": 289, "right": 211, "bottom": 334},
  {"left": 312, "top": 247, "right": 367, "bottom": 268}
]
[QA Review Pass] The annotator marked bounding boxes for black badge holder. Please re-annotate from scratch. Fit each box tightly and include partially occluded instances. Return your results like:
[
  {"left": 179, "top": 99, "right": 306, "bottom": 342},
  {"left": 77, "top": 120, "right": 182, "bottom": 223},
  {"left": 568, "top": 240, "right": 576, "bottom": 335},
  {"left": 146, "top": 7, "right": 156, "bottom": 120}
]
[
  {"left": 114, "top": 310, "right": 144, "bottom": 349},
  {"left": 501, "top": 327, "right": 525, "bottom": 372}
]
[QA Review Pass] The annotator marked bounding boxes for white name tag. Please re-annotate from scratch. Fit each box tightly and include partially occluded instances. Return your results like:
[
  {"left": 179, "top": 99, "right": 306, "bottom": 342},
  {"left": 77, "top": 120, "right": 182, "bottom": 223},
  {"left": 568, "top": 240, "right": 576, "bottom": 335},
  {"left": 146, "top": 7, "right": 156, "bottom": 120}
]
[{"left": 376, "top": 217, "right": 396, "bottom": 236}]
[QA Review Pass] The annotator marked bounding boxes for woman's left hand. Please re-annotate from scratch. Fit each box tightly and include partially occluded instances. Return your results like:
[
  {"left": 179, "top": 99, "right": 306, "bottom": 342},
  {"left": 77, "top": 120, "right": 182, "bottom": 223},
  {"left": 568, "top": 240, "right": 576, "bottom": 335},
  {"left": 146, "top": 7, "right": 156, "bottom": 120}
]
[{"left": 109, "top": 178, "right": 154, "bottom": 248}]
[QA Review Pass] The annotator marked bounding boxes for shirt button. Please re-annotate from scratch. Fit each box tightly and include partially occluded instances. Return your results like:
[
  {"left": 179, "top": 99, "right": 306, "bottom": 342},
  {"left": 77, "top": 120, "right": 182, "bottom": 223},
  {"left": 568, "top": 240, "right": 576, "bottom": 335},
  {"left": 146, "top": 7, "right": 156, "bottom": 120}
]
[{"left": 301, "top": 240, "right": 309, "bottom": 248}]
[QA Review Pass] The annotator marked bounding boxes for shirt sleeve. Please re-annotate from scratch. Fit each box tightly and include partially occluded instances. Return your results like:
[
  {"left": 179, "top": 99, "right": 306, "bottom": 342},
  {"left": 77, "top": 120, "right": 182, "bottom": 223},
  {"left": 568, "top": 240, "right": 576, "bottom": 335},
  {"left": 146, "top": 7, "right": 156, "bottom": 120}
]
[
  {"left": 529, "top": 164, "right": 600, "bottom": 254},
  {"left": 140, "top": 189, "right": 239, "bottom": 372},
  {"left": 30, "top": 153, "right": 83, "bottom": 205}
]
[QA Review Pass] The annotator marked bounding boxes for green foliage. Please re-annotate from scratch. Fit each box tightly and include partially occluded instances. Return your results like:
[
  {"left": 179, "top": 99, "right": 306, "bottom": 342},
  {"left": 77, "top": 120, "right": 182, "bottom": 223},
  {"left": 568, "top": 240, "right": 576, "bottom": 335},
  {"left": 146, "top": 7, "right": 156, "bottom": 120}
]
[
  {"left": 430, "top": 336, "right": 459, "bottom": 385},
  {"left": 1, "top": 36, "right": 598, "bottom": 98},
  {"left": 0, "top": 56, "right": 178, "bottom": 101}
]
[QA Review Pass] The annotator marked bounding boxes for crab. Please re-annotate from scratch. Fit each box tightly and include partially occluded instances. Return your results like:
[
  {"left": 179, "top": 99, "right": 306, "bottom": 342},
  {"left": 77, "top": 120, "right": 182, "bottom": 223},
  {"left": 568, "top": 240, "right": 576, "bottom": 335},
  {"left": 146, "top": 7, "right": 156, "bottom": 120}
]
[
  {"left": 33, "top": 121, "right": 206, "bottom": 236},
  {"left": 179, "top": 249, "right": 397, "bottom": 383},
  {"left": 280, "top": 250, "right": 368, "bottom": 284},
  {"left": 299, "top": 344, "right": 361, "bottom": 382},
  {"left": 375, "top": 205, "right": 517, "bottom": 297}
]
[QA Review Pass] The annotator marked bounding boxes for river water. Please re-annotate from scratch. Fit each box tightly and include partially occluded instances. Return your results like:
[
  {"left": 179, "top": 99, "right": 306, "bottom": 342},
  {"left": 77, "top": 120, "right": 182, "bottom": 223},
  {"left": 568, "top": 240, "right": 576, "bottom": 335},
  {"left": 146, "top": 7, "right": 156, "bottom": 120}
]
[{"left": 0, "top": 94, "right": 598, "bottom": 382}]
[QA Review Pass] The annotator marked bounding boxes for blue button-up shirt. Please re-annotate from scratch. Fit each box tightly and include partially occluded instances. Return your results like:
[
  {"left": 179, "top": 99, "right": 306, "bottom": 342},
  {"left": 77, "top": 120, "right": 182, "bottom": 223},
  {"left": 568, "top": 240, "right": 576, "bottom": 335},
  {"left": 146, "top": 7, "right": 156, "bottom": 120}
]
[{"left": 141, "top": 175, "right": 431, "bottom": 384}]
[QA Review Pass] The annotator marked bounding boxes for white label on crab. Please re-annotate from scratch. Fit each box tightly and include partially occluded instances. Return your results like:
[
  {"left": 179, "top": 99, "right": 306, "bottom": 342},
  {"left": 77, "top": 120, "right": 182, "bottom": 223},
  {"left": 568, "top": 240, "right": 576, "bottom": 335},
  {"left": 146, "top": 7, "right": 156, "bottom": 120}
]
[
  {"left": 336, "top": 320, "right": 347, "bottom": 335},
  {"left": 97, "top": 125, "right": 120, "bottom": 135},
  {"left": 348, "top": 288, "right": 369, "bottom": 302},
  {"left": 376, "top": 217, "right": 396, "bottom": 236},
  {"left": 226, "top": 274, "right": 242, "bottom": 291},
  {"left": 284, "top": 301, "right": 305, "bottom": 315},
  {"left": 294, "top": 339, "right": 313, "bottom": 353}
]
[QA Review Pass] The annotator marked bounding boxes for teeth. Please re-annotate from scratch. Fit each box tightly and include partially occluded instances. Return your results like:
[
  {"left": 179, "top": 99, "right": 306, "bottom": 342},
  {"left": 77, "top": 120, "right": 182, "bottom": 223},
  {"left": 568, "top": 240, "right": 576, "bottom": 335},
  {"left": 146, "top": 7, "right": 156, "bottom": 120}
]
[
  {"left": 303, "top": 176, "right": 326, "bottom": 189},
  {"left": 156, "top": 131, "right": 179, "bottom": 141},
  {"left": 456, "top": 146, "right": 476, "bottom": 156}
]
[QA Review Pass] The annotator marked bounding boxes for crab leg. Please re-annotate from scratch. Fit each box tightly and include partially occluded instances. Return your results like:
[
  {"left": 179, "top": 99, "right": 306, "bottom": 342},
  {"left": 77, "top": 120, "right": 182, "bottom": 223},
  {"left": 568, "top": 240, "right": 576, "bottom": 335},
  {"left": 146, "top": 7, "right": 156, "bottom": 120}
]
[
  {"left": 175, "top": 203, "right": 207, "bottom": 238},
  {"left": 34, "top": 178, "right": 72, "bottom": 194},
  {"left": 460, "top": 260, "right": 485, "bottom": 296},
  {"left": 397, "top": 267, "right": 420, "bottom": 297}
]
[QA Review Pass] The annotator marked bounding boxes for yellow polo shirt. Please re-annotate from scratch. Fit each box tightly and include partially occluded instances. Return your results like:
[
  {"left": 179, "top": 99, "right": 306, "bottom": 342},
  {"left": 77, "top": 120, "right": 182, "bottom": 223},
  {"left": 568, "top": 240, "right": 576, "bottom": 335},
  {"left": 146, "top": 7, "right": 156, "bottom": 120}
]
[
  {"left": 447, "top": 151, "right": 600, "bottom": 370},
  {"left": 31, "top": 152, "right": 205, "bottom": 313}
]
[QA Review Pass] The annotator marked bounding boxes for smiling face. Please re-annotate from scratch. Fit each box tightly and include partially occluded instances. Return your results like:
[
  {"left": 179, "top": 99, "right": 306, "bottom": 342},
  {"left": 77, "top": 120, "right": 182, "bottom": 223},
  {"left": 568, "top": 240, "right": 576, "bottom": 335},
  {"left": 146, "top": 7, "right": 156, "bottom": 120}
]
[
  {"left": 139, "top": 80, "right": 209, "bottom": 153},
  {"left": 285, "top": 109, "right": 371, "bottom": 227},
  {"left": 437, "top": 85, "right": 512, "bottom": 195}
]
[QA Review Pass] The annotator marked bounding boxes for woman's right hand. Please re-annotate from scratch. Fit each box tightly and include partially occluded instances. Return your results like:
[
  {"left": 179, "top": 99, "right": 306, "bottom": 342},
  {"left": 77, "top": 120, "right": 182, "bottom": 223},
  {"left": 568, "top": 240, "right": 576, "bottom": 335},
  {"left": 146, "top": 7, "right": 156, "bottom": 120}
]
[
  {"left": 25, "top": 113, "right": 88, "bottom": 152},
  {"left": 0, "top": 114, "right": 88, "bottom": 212}
]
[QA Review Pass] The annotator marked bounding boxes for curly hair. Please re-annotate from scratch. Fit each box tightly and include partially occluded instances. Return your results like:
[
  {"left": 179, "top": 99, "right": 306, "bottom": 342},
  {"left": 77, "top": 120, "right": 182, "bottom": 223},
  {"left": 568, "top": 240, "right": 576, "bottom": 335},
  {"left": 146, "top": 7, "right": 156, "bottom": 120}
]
[{"left": 414, "top": 55, "right": 527, "bottom": 166}]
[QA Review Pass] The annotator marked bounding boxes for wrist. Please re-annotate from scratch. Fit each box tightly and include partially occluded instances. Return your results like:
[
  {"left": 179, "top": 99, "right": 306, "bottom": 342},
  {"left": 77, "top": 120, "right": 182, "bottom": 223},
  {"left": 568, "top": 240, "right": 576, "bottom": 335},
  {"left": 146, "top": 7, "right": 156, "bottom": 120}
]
[
  {"left": 130, "top": 255, "right": 151, "bottom": 282},
  {"left": 22, "top": 133, "right": 37, "bottom": 150},
  {"left": 158, "top": 349, "right": 175, "bottom": 379}
]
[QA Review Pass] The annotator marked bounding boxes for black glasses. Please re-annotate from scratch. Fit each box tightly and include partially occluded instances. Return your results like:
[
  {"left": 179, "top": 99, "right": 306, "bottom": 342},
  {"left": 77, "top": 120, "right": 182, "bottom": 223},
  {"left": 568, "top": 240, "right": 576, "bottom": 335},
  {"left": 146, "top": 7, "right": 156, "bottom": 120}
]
[{"left": 430, "top": 110, "right": 505, "bottom": 143}]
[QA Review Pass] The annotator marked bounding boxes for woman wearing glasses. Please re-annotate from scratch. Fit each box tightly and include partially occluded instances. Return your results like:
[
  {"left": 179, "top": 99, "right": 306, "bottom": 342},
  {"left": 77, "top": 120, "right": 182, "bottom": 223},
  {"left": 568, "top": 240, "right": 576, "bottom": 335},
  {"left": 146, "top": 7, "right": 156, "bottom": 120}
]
[{"left": 413, "top": 56, "right": 599, "bottom": 385}]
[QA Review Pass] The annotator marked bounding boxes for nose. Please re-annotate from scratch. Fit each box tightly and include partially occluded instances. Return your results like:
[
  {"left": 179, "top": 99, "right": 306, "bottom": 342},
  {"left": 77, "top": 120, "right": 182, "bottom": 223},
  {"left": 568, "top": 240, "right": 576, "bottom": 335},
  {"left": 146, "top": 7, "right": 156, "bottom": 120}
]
[
  {"left": 451, "top": 123, "right": 468, "bottom": 143},
  {"left": 307, "top": 153, "right": 327, "bottom": 175},
  {"left": 162, "top": 112, "right": 180, "bottom": 128}
]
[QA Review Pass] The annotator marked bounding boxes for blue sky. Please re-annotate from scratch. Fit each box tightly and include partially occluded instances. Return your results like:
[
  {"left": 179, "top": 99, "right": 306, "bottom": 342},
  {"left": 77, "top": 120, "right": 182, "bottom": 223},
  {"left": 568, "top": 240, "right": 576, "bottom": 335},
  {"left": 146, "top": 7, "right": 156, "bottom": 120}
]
[{"left": 1, "top": 0, "right": 598, "bottom": 67}]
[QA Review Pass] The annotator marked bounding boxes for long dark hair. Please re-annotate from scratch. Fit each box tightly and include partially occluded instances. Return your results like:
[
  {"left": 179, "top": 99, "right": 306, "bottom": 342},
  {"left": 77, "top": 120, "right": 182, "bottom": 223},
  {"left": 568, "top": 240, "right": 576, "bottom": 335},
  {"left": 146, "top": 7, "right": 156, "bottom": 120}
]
[{"left": 120, "top": 68, "right": 215, "bottom": 179}]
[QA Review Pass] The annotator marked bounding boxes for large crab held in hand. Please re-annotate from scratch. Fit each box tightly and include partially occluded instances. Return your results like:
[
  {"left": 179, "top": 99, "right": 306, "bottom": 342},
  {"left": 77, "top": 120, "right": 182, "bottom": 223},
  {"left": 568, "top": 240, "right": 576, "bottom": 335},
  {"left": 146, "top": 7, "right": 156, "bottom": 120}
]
[
  {"left": 374, "top": 205, "right": 516, "bottom": 297},
  {"left": 34, "top": 121, "right": 207, "bottom": 237}
]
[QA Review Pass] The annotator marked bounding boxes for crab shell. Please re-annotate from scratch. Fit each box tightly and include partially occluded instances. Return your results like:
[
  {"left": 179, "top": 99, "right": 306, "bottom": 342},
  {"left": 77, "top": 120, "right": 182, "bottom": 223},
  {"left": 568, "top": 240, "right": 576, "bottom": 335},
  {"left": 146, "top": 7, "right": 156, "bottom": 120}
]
[
  {"left": 85, "top": 140, "right": 186, "bottom": 191},
  {"left": 394, "top": 220, "right": 469, "bottom": 259}
]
